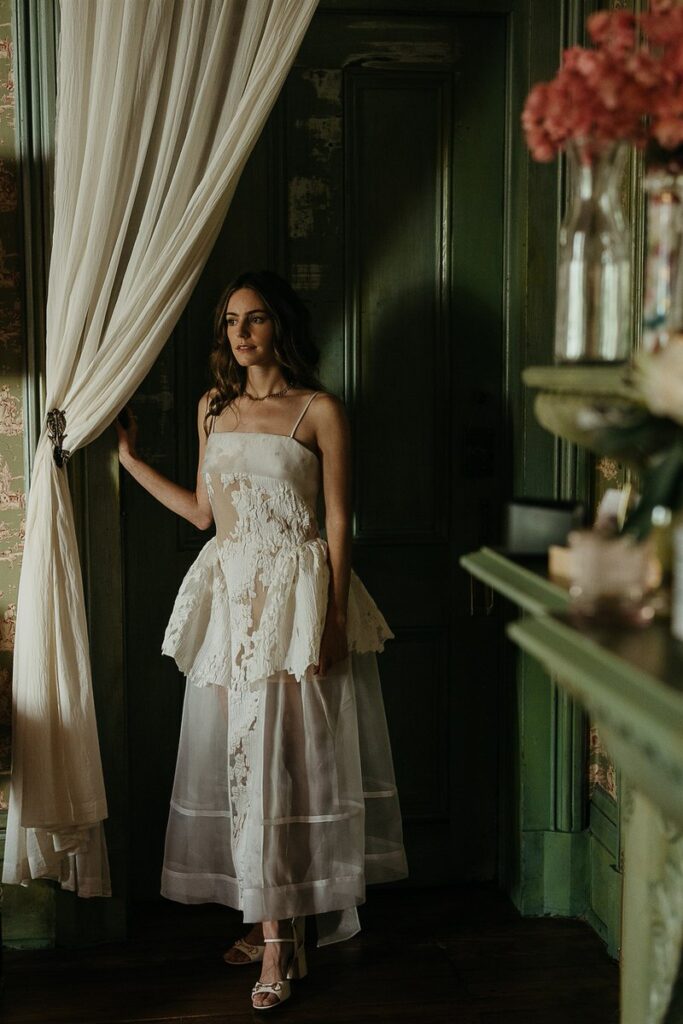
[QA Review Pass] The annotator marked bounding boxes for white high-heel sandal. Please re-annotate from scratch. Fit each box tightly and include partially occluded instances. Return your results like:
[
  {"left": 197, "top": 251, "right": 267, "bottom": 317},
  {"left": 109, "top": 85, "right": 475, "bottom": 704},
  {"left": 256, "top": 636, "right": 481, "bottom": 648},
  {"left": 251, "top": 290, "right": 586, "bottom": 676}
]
[
  {"left": 251, "top": 917, "right": 307, "bottom": 1012},
  {"left": 222, "top": 936, "right": 265, "bottom": 965}
]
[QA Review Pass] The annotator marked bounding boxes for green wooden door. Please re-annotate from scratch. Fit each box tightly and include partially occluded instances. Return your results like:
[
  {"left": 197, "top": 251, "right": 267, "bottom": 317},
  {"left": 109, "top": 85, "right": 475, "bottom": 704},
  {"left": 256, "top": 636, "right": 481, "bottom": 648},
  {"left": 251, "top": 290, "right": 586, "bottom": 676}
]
[{"left": 125, "top": 8, "right": 508, "bottom": 898}]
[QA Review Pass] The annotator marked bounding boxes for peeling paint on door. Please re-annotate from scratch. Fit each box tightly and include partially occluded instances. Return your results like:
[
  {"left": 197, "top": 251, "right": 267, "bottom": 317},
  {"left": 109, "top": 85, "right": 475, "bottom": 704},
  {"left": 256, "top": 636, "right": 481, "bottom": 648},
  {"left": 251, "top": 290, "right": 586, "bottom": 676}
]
[
  {"left": 301, "top": 69, "right": 342, "bottom": 105},
  {"left": 295, "top": 116, "right": 341, "bottom": 160},
  {"left": 288, "top": 177, "right": 330, "bottom": 239},
  {"left": 290, "top": 264, "right": 324, "bottom": 291}
]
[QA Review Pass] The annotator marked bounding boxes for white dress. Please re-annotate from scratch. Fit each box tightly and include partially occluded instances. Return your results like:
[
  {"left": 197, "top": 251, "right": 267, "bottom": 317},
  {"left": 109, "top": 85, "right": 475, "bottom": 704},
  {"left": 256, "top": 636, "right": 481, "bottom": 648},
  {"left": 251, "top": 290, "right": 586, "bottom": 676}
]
[{"left": 159, "top": 392, "right": 408, "bottom": 947}]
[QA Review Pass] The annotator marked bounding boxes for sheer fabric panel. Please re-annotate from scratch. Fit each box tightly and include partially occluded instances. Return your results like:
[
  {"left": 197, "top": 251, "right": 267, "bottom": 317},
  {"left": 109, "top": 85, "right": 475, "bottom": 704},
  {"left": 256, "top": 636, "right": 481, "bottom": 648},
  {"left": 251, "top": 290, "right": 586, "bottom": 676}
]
[{"left": 161, "top": 653, "right": 407, "bottom": 947}]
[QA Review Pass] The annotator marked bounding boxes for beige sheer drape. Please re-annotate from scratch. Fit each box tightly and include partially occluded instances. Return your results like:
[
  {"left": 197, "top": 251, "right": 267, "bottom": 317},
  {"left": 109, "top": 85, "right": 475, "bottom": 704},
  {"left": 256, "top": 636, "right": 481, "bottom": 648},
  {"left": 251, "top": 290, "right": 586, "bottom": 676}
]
[{"left": 3, "top": 0, "right": 317, "bottom": 896}]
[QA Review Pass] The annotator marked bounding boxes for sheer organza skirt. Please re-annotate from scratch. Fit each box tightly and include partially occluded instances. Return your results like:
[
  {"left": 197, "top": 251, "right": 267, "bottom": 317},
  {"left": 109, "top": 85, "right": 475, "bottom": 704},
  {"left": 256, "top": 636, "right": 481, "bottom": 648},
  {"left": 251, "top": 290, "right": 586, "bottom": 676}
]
[{"left": 160, "top": 650, "right": 408, "bottom": 946}]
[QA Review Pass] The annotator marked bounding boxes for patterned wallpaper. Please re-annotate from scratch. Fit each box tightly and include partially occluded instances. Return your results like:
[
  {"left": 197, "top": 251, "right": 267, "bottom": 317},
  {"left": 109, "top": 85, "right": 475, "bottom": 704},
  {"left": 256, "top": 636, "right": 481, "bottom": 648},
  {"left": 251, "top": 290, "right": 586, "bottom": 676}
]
[{"left": 0, "top": 0, "right": 25, "bottom": 780}]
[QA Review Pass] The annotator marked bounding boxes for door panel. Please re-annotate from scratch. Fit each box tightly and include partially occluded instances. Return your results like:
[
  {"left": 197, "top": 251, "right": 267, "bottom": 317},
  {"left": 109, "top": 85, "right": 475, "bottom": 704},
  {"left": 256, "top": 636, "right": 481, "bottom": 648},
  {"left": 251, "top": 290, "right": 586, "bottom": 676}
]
[
  {"left": 348, "top": 71, "right": 449, "bottom": 540},
  {"left": 125, "top": 10, "right": 507, "bottom": 896}
]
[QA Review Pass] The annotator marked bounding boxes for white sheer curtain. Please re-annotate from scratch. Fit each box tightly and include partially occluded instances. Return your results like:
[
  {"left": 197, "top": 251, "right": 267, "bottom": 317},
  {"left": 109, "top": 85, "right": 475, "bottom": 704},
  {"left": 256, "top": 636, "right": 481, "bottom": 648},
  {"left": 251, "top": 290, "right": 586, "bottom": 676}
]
[{"left": 3, "top": 0, "right": 317, "bottom": 897}]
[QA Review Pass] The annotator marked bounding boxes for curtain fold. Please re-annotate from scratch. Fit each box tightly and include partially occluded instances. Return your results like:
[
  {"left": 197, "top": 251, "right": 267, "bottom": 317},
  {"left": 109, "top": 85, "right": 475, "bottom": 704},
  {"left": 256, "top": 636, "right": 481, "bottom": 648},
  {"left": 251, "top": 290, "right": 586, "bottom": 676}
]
[{"left": 3, "top": 0, "right": 318, "bottom": 896}]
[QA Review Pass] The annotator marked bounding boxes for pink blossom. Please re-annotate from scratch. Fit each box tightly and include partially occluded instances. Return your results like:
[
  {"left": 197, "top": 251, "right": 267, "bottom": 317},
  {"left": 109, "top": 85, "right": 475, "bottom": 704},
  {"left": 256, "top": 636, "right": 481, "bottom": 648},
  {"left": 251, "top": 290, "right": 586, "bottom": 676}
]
[
  {"left": 522, "top": 37, "right": 652, "bottom": 162},
  {"left": 587, "top": 11, "right": 637, "bottom": 57},
  {"left": 522, "top": 2, "right": 683, "bottom": 163},
  {"left": 629, "top": 52, "right": 661, "bottom": 90},
  {"left": 641, "top": 7, "right": 683, "bottom": 47},
  {"left": 653, "top": 115, "right": 683, "bottom": 147}
]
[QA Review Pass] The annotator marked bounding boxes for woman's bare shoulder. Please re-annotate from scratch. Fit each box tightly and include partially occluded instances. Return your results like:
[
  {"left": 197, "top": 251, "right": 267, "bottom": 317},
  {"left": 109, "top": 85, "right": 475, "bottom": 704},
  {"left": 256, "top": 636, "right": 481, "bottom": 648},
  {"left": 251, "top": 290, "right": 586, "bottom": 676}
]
[
  {"left": 197, "top": 389, "right": 220, "bottom": 436},
  {"left": 311, "top": 390, "right": 347, "bottom": 416},
  {"left": 198, "top": 387, "right": 220, "bottom": 412},
  {"left": 310, "top": 391, "right": 349, "bottom": 439}
]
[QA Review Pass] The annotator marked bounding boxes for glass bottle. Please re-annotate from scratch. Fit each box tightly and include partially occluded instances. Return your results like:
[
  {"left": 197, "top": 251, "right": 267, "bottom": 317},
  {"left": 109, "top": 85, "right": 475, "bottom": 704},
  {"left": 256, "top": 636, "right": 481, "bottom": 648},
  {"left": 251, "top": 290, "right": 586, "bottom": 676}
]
[{"left": 554, "top": 140, "right": 631, "bottom": 363}]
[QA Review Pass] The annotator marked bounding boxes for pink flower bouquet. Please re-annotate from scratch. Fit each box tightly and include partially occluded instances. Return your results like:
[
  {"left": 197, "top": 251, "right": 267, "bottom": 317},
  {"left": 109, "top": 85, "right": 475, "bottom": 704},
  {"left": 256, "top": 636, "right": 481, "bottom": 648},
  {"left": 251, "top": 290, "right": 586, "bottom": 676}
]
[{"left": 522, "top": 2, "right": 683, "bottom": 164}]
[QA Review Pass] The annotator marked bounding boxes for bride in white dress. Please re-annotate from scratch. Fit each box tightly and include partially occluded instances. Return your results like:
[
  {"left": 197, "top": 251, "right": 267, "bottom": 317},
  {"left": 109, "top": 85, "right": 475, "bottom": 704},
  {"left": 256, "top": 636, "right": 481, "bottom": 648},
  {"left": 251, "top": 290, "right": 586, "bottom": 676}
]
[{"left": 117, "top": 270, "right": 408, "bottom": 1011}]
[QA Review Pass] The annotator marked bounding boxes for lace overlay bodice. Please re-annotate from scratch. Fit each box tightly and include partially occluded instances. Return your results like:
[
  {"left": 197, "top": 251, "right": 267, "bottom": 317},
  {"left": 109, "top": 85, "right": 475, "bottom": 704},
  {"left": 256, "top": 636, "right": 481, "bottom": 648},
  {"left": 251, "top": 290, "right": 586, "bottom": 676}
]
[
  {"left": 206, "top": 430, "right": 321, "bottom": 541},
  {"left": 162, "top": 427, "right": 394, "bottom": 691}
]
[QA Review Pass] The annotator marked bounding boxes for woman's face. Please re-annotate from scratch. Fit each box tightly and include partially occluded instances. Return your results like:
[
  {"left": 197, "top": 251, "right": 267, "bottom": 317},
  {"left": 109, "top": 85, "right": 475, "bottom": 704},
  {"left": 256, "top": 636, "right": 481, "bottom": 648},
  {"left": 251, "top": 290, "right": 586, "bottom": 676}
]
[{"left": 224, "top": 287, "right": 276, "bottom": 367}]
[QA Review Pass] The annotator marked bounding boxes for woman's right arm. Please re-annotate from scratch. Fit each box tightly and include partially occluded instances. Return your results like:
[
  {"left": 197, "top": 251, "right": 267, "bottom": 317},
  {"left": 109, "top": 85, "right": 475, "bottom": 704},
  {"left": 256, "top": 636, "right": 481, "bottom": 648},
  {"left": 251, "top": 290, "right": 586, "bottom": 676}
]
[{"left": 116, "top": 393, "right": 214, "bottom": 531}]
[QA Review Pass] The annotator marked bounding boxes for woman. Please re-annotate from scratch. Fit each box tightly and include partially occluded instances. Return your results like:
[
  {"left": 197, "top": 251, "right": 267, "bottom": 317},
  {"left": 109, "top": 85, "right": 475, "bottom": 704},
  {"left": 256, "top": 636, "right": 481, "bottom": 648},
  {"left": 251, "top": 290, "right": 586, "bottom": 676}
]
[{"left": 117, "top": 270, "right": 408, "bottom": 1011}]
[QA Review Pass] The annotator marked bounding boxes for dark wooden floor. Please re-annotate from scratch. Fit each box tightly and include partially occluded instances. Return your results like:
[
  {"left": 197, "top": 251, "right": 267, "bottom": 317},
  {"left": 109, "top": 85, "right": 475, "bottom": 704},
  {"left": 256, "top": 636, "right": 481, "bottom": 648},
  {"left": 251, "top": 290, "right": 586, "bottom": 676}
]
[{"left": 1, "top": 885, "right": 619, "bottom": 1024}]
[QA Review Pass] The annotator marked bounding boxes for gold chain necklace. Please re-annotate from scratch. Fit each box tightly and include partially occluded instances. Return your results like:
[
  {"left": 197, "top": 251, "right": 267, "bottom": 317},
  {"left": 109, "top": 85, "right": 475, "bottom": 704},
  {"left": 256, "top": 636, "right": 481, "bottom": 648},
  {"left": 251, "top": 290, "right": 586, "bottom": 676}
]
[{"left": 243, "top": 382, "right": 292, "bottom": 401}]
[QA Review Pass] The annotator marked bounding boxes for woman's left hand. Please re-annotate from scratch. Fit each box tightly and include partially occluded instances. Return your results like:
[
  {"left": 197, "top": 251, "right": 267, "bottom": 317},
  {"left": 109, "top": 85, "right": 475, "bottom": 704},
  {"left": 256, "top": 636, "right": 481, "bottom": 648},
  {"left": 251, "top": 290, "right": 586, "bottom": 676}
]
[{"left": 313, "top": 613, "right": 349, "bottom": 679}]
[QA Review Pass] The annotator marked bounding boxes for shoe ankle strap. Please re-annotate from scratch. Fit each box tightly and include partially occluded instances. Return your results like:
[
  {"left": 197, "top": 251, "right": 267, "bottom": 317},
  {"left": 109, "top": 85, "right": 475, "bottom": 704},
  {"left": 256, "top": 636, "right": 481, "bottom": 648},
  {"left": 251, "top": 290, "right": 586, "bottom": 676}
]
[{"left": 263, "top": 937, "right": 295, "bottom": 943}]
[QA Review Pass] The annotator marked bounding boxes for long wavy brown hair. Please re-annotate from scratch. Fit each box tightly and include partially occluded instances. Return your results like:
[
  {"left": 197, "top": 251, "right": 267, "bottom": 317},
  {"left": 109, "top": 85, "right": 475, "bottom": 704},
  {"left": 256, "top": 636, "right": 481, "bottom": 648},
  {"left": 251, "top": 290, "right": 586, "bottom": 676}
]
[{"left": 204, "top": 270, "right": 328, "bottom": 434}]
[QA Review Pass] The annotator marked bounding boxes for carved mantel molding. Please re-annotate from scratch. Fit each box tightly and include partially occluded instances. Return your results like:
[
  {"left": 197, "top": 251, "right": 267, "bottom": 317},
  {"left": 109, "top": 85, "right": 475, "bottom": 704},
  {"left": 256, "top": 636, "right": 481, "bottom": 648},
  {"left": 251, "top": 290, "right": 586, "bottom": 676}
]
[{"left": 463, "top": 548, "right": 683, "bottom": 1024}]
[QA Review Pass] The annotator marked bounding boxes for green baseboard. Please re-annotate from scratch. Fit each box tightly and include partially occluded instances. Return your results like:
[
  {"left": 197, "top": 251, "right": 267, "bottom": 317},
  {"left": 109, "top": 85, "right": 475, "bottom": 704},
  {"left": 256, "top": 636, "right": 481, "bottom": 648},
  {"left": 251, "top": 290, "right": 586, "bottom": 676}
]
[
  {"left": 512, "top": 829, "right": 589, "bottom": 917},
  {"left": 587, "top": 830, "right": 622, "bottom": 960},
  {"left": 508, "top": 827, "right": 621, "bottom": 959}
]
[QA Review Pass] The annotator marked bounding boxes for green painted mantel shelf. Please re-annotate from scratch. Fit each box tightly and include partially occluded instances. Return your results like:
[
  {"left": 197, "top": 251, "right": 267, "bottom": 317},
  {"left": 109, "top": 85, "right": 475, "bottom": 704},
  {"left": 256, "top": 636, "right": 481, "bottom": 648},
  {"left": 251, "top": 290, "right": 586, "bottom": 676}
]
[
  {"left": 510, "top": 610, "right": 683, "bottom": 826},
  {"left": 462, "top": 548, "right": 683, "bottom": 826},
  {"left": 460, "top": 546, "right": 569, "bottom": 617},
  {"left": 461, "top": 546, "right": 683, "bottom": 1024},
  {"left": 522, "top": 363, "right": 642, "bottom": 402}
]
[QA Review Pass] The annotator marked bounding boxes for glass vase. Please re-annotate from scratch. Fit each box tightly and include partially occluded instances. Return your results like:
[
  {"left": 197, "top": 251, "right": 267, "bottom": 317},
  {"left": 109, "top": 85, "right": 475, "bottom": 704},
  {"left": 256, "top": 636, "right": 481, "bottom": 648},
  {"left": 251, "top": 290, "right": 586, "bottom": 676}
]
[
  {"left": 554, "top": 140, "right": 631, "bottom": 363},
  {"left": 642, "top": 164, "right": 683, "bottom": 353}
]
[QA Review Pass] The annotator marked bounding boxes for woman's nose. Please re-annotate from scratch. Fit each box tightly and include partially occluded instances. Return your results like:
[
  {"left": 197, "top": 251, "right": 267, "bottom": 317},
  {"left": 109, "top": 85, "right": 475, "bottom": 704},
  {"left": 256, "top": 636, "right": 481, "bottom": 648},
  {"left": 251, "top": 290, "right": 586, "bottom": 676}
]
[{"left": 237, "top": 320, "right": 250, "bottom": 338}]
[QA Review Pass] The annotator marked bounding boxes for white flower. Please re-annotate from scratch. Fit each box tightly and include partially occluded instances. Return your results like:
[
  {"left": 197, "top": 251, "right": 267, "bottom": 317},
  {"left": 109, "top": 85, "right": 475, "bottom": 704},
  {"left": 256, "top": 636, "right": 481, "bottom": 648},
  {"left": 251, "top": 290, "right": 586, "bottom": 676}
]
[{"left": 636, "top": 338, "right": 683, "bottom": 425}]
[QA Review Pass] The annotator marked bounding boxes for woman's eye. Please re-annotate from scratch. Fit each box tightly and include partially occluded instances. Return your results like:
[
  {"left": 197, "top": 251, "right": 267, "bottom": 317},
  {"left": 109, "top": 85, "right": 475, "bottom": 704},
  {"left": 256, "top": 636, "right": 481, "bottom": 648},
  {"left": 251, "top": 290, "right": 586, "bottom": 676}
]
[
  {"left": 250, "top": 316, "right": 264, "bottom": 324},
  {"left": 226, "top": 318, "right": 237, "bottom": 327}
]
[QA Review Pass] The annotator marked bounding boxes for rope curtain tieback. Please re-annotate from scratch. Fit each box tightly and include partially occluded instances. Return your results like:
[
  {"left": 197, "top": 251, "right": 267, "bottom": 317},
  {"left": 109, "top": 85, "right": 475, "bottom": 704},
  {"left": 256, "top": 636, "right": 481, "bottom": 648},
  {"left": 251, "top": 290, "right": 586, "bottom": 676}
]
[{"left": 46, "top": 408, "right": 71, "bottom": 467}]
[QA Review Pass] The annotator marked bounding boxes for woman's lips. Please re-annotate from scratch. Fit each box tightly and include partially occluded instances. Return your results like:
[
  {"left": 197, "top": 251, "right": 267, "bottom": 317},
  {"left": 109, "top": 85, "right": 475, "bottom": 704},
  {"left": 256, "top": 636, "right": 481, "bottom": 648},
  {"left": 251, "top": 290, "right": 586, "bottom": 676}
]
[{"left": 237, "top": 345, "right": 255, "bottom": 351}]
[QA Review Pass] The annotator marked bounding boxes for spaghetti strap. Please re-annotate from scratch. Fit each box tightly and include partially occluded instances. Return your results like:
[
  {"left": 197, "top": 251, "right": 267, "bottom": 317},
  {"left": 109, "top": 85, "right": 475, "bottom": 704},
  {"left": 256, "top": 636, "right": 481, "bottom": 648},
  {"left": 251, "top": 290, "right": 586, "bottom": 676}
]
[
  {"left": 207, "top": 394, "right": 216, "bottom": 434},
  {"left": 290, "top": 391, "right": 320, "bottom": 439}
]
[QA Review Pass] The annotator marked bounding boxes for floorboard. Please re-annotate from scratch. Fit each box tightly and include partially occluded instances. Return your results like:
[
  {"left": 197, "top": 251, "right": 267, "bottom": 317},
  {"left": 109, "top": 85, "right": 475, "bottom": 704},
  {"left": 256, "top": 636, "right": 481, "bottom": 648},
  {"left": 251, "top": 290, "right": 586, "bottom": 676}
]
[{"left": 0, "top": 885, "right": 619, "bottom": 1024}]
